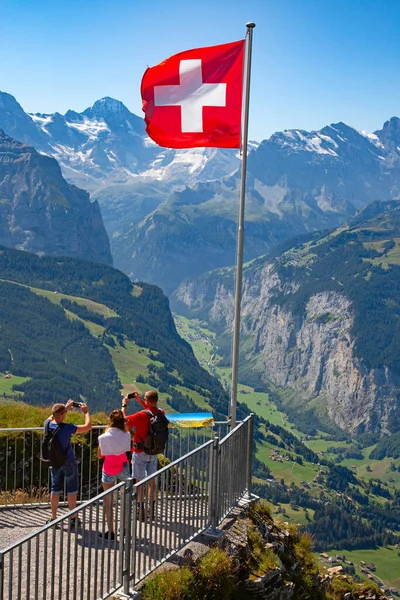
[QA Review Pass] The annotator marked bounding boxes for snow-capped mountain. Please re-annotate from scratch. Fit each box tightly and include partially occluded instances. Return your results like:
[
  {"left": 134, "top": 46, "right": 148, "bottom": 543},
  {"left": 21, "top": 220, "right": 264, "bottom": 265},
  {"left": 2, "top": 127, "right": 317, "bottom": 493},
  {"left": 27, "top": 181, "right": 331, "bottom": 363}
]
[
  {"left": 2, "top": 88, "right": 400, "bottom": 297},
  {"left": 108, "top": 117, "right": 400, "bottom": 294},
  {"left": 0, "top": 91, "right": 246, "bottom": 191}
]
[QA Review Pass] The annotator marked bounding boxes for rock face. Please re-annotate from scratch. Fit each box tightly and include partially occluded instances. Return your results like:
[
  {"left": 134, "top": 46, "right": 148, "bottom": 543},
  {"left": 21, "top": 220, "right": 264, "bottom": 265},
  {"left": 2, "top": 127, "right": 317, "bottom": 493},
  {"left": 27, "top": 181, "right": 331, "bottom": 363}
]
[
  {"left": 176, "top": 269, "right": 397, "bottom": 433},
  {"left": 174, "top": 203, "right": 400, "bottom": 435},
  {"left": 0, "top": 130, "right": 112, "bottom": 265}
]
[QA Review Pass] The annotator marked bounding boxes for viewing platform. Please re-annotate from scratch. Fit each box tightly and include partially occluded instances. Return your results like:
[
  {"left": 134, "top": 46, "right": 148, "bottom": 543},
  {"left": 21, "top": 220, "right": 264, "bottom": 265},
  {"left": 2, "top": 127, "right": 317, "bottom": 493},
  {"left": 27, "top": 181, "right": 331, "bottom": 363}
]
[{"left": 0, "top": 415, "right": 254, "bottom": 600}]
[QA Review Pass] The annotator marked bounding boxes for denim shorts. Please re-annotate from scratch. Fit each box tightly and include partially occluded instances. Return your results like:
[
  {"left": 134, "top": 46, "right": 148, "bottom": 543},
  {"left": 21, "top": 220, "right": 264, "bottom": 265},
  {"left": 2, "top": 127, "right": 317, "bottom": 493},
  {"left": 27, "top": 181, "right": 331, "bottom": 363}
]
[
  {"left": 50, "top": 461, "right": 78, "bottom": 496},
  {"left": 132, "top": 452, "right": 158, "bottom": 480},
  {"left": 102, "top": 463, "right": 131, "bottom": 485}
]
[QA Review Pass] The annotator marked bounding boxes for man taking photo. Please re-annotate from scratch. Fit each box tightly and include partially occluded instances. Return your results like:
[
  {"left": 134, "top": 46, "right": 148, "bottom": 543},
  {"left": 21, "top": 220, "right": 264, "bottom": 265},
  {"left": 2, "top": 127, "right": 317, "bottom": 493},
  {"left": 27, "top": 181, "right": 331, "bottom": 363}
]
[
  {"left": 121, "top": 390, "right": 168, "bottom": 519},
  {"left": 44, "top": 399, "right": 92, "bottom": 524}
]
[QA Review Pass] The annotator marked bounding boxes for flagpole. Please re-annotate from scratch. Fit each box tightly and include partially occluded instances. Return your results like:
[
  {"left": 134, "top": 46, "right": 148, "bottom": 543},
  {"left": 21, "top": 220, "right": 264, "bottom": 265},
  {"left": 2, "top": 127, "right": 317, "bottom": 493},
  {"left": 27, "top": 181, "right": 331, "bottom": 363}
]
[{"left": 229, "top": 22, "right": 255, "bottom": 430}]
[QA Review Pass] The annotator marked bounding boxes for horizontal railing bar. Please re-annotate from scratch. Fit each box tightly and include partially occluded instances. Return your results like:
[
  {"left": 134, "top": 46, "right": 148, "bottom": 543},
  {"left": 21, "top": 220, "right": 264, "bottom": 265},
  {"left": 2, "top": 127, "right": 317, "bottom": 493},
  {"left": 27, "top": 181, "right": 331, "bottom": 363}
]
[
  {"left": 219, "top": 414, "right": 251, "bottom": 444},
  {"left": 0, "top": 499, "right": 88, "bottom": 511},
  {"left": 134, "top": 438, "right": 214, "bottom": 489},
  {"left": 0, "top": 421, "right": 232, "bottom": 434},
  {"left": 0, "top": 481, "right": 126, "bottom": 554},
  {"left": 0, "top": 425, "right": 107, "bottom": 433}
]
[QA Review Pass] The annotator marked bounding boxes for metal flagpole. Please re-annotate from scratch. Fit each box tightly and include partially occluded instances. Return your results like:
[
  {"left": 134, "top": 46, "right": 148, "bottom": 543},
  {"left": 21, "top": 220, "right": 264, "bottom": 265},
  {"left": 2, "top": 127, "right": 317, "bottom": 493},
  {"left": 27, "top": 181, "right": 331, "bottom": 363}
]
[{"left": 229, "top": 22, "right": 255, "bottom": 430}]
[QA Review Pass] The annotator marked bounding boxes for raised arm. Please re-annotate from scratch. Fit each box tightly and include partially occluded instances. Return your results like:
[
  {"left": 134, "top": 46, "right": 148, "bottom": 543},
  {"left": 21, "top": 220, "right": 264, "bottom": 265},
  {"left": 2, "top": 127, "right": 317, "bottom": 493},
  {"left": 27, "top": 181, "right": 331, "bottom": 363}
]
[
  {"left": 75, "top": 403, "right": 92, "bottom": 434},
  {"left": 121, "top": 392, "right": 146, "bottom": 418}
]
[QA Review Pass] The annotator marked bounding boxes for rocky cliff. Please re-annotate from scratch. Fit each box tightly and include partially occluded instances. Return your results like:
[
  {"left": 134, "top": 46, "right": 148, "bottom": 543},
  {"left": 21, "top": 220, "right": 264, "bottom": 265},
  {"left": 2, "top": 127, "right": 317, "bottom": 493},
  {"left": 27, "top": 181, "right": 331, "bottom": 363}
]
[
  {"left": 174, "top": 203, "right": 400, "bottom": 435},
  {"left": 0, "top": 130, "right": 112, "bottom": 265}
]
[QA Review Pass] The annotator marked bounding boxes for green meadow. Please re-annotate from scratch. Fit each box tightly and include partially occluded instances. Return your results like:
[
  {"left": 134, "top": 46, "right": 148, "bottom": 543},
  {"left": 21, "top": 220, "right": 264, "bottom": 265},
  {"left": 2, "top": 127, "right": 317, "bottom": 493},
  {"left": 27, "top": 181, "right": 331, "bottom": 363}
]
[{"left": 320, "top": 546, "right": 400, "bottom": 592}]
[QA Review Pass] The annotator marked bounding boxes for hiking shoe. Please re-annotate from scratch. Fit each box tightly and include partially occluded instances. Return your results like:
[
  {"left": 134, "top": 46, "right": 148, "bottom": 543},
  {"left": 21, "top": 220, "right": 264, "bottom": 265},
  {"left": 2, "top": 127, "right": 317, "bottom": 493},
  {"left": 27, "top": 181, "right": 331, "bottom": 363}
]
[
  {"left": 98, "top": 531, "right": 115, "bottom": 541},
  {"left": 69, "top": 517, "right": 82, "bottom": 529},
  {"left": 45, "top": 518, "right": 59, "bottom": 528}
]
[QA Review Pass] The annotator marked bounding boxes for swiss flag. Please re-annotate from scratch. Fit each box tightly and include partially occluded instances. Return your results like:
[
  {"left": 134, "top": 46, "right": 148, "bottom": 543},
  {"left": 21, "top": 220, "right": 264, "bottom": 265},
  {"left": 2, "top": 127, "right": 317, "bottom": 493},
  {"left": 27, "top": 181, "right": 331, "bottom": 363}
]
[{"left": 141, "top": 40, "right": 245, "bottom": 149}]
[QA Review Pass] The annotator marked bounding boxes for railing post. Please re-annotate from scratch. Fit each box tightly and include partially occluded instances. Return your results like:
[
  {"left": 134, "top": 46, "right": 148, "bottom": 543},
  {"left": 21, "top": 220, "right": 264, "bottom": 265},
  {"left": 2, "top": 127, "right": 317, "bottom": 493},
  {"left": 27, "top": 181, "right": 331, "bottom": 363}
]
[
  {"left": 246, "top": 413, "right": 254, "bottom": 500},
  {"left": 123, "top": 478, "right": 135, "bottom": 595},
  {"left": 204, "top": 436, "right": 223, "bottom": 539},
  {"left": 131, "top": 486, "right": 138, "bottom": 586},
  {"left": 122, "top": 478, "right": 133, "bottom": 595}
]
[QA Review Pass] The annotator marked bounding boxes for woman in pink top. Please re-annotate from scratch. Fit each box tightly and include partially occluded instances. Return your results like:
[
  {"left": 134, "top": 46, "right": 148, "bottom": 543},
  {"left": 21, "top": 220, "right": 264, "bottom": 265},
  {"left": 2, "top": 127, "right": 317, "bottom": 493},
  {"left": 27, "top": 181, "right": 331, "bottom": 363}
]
[{"left": 98, "top": 410, "right": 131, "bottom": 541}]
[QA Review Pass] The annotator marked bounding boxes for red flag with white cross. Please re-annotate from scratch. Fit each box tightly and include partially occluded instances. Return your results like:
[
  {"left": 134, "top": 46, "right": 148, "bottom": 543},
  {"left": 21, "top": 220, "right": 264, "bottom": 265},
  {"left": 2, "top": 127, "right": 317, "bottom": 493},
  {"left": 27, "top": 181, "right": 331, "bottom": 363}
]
[{"left": 141, "top": 40, "right": 245, "bottom": 149}]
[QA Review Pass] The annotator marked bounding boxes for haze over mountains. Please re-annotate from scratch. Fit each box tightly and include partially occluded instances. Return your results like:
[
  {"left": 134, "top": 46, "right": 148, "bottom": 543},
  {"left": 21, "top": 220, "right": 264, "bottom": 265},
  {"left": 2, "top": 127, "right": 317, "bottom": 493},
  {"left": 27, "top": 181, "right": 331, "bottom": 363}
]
[{"left": 2, "top": 89, "right": 400, "bottom": 295}]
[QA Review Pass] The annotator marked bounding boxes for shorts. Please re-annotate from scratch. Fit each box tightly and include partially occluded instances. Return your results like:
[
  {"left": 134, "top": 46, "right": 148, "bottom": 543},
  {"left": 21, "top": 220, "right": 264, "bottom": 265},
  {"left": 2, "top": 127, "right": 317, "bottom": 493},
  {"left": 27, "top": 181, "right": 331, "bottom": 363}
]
[
  {"left": 50, "top": 461, "right": 78, "bottom": 496},
  {"left": 132, "top": 452, "right": 158, "bottom": 480},
  {"left": 102, "top": 463, "right": 131, "bottom": 485}
]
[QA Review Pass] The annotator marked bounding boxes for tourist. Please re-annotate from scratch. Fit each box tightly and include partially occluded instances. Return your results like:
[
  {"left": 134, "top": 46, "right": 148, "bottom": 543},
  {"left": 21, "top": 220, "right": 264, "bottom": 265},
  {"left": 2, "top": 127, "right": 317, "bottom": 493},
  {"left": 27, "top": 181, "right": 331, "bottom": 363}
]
[
  {"left": 45, "top": 400, "right": 92, "bottom": 524},
  {"left": 97, "top": 409, "right": 131, "bottom": 541},
  {"left": 121, "top": 390, "right": 169, "bottom": 519}
]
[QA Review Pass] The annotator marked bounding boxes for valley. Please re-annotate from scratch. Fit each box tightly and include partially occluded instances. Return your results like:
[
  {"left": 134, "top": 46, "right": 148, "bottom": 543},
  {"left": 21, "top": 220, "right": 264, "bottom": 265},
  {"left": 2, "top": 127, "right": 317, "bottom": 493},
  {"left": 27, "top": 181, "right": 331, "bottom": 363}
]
[
  {"left": 1, "top": 82, "right": 400, "bottom": 600},
  {"left": 174, "top": 313, "right": 400, "bottom": 592}
]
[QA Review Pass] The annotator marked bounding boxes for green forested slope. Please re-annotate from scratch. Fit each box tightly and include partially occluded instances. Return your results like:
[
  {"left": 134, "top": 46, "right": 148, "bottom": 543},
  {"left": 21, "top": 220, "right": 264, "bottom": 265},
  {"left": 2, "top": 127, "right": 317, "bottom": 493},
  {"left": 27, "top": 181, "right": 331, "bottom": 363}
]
[
  {"left": 0, "top": 245, "right": 228, "bottom": 413},
  {"left": 271, "top": 201, "right": 400, "bottom": 379}
]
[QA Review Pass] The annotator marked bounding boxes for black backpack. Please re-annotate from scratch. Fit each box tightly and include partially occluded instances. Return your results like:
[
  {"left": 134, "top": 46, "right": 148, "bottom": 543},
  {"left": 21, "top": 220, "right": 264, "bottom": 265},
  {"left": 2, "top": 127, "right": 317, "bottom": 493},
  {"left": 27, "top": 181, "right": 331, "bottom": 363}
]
[
  {"left": 41, "top": 420, "right": 67, "bottom": 468},
  {"left": 143, "top": 409, "right": 169, "bottom": 455}
]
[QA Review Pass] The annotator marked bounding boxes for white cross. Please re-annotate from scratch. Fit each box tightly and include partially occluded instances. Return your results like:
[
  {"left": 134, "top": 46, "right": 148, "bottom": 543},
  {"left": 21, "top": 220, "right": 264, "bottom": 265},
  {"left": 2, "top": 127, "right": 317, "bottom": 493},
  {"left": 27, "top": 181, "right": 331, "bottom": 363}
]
[{"left": 154, "top": 59, "right": 226, "bottom": 133}]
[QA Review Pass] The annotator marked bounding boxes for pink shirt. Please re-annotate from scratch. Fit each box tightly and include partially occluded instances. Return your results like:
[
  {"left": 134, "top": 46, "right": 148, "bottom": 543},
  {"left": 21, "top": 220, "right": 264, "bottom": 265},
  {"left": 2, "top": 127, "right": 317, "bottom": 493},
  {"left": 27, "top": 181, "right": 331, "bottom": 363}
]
[{"left": 103, "top": 453, "right": 128, "bottom": 476}]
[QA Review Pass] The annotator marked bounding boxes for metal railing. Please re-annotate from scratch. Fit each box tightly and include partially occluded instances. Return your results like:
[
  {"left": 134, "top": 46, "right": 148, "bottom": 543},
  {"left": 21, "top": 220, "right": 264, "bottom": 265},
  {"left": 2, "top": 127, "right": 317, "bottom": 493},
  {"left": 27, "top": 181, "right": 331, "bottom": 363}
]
[
  {"left": 0, "top": 422, "right": 230, "bottom": 508},
  {"left": 0, "top": 415, "right": 253, "bottom": 600}
]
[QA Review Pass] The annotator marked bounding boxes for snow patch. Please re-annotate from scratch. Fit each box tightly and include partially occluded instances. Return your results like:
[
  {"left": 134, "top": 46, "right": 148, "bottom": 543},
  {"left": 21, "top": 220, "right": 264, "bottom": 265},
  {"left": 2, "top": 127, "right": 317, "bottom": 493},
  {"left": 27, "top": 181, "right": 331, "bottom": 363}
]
[
  {"left": 319, "top": 134, "right": 338, "bottom": 148},
  {"left": 279, "top": 130, "right": 338, "bottom": 156},
  {"left": 30, "top": 114, "right": 53, "bottom": 127},
  {"left": 66, "top": 118, "right": 109, "bottom": 140},
  {"left": 360, "top": 130, "right": 385, "bottom": 149}
]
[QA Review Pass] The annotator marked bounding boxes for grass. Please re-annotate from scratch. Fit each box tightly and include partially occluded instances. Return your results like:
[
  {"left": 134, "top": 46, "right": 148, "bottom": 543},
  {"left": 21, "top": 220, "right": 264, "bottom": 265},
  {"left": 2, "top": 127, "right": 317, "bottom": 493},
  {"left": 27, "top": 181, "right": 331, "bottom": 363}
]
[
  {"left": 272, "top": 503, "right": 315, "bottom": 526},
  {"left": 0, "top": 373, "right": 30, "bottom": 399},
  {"left": 0, "top": 401, "right": 108, "bottom": 428},
  {"left": 0, "top": 279, "right": 119, "bottom": 318},
  {"left": 175, "top": 312, "right": 400, "bottom": 591},
  {"left": 256, "top": 441, "right": 319, "bottom": 486},
  {"left": 27, "top": 285, "right": 119, "bottom": 318},
  {"left": 197, "top": 548, "right": 235, "bottom": 599},
  {"left": 174, "top": 316, "right": 217, "bottom": 372},
  {"left": 175, "top": 385, "right": 211, "bottom": 411},
  {"left": 108, "top": 339, "right": 158, "bottom": 384},
  {"left": 306, "top": 437, "right": 350, "bottom": 453},
  {"left": 238, "top": 390, "right": 304, "bottom": 435},
  {"left": 364, "top": 238, "right": 400, "bottom": 268},
  {"left": 322, "top": 546, "right": 400, "bottom": 591},
  {"left": 141, "top": 566, "right": 194, "bottom": 600}
]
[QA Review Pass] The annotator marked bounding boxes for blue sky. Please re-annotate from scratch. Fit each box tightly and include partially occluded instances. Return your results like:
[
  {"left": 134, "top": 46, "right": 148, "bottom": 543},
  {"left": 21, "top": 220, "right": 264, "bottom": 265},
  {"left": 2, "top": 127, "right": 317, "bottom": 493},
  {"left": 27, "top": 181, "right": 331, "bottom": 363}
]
[{"left": 1, "top": 0, "right": 400, "bottom": 142}]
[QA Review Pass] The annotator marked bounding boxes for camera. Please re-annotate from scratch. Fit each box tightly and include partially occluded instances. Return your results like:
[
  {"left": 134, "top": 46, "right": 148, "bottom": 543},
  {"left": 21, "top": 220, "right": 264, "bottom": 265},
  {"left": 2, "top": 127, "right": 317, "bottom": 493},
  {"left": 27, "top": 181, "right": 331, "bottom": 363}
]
[
  {"left": 72, "top": 401, "right": 82, "bottom": 409},
  {"left": 127, "top": 392, "right": 137, "bottom": 399}
]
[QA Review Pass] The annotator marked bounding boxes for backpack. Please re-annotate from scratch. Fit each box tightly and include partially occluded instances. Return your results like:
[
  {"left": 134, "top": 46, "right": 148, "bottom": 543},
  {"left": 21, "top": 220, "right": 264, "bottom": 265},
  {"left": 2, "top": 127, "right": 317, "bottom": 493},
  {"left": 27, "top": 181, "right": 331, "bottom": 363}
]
[
  {"left": 41, "top": 420, "right": 67, "bottom": 468},
  {"left": 142, "top": 409, "right": 169, "bottom": 455}
]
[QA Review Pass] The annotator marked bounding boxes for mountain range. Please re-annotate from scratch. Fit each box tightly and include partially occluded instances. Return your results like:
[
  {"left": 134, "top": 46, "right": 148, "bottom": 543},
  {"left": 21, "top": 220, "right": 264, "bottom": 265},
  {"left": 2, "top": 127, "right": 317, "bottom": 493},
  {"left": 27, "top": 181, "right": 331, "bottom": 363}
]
[
  {"left": 0, "top": 91, "right": 242, "bottom": 192},
  {"left": 2, "top": 90, "right": 400, "bottom": 295}
]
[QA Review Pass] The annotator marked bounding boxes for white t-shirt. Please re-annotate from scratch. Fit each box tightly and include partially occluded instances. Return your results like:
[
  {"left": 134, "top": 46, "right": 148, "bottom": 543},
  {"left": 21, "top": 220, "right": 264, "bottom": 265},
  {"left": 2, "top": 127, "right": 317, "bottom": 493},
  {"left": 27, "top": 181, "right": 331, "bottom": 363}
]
[{"left": 98, "top": 428, "right": 131, "bottom": 456}]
